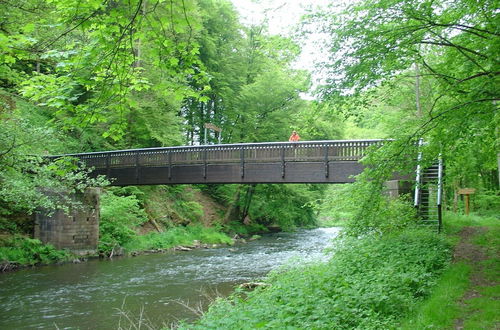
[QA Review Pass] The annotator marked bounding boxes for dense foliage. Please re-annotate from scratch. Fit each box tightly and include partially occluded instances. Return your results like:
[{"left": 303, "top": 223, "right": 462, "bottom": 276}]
[
  {"left": 0, "top": 0, "right": 497, "bottom": 328},
  {"left": 0, "top": 0, "right": 333, "bottom": 238},
  {"left": 183, "top": 229, "right": 451, "bottom": 329},
  {"left": 305, "top": 0, "right": 499, "bottom": 234},
  {"left": 98, "top": 185, "right": 233, "bottom": 254},
  {"left": 123, "top": 225, "right": 233, "bottom": 252},
  {"left": 98, "top": 191, "right": 149, "bottom": 254},
  {"left": 0, "top": 236, "right": 71, "bottom": 266}
]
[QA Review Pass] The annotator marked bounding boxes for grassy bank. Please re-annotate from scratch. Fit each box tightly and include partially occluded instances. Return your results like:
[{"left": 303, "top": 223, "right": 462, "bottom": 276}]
[
  {"left": 2, "top": 210, "right": 497, "bottom": 328},
  {"left": 177, "top": 212, "right": 499, "bottom": 329},
  {"left": 123, "top": 225, "right": 234, "bottom": 252},
  {"left": 180, "top": 228, "right": 451, "bottom": 329},
  {"left": 399, "top": 213, "right": 499, "bottom": 329},
  {"left": 97, "top": 186, "right": 266, "bottom": 256}
]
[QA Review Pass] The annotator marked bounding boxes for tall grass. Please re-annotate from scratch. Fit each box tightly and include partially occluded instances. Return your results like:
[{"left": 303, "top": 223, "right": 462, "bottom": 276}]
[{"left": 398, "top": 262, "right": 471, "bottom": 329}]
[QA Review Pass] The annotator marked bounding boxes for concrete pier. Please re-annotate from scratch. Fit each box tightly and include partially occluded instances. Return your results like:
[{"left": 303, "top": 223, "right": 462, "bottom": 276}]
[{"left": 34, "top": 189, "right": 100, "bottom": 254}]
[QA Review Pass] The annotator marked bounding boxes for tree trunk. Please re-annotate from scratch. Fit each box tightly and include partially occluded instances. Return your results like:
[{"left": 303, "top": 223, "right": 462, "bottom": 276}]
[
  {"left": 241, "top": 184, "right": 256, "bottom": 222},
  {"left": 223, "top": 185, "right": 242, "bottom": 223},
  {"left": 414, "top": 62, "right": 422, "bottom": 118}
]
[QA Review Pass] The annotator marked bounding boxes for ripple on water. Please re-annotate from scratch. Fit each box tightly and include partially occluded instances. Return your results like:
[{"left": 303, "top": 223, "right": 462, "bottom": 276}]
[{"left": 0, "top": 227, "right": 341, "bottom": 329}]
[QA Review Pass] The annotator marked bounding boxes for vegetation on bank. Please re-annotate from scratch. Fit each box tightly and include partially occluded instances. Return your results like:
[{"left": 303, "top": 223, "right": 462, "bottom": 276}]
[
  {"left": 96, "top": 184, "right": 319, "bottom": 256},
  {"left": 178, "top": 211, "right": 499, "bottom": 329},
  {"left": 0, "top": 236, "right": 71, "bottom": 270},
  {"left": 0, "top": 179, "right": 320, "bottom": 267},
  {"left": 181, "top": 227, "right": 451, "bottom": 329}
]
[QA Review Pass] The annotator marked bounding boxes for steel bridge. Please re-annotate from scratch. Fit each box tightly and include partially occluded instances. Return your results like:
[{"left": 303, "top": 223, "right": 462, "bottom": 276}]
[{"left": 57, "top": 140, "right": 386, "bottom": 185}]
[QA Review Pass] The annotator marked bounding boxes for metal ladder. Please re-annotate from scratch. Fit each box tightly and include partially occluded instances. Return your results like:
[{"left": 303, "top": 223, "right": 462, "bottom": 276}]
[{"left": 414, "top": 143, "right": 443, "bottom": 232}]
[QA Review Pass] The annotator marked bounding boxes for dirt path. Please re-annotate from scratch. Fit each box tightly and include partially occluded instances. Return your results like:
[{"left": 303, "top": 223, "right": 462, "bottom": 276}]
[{"left": 453, "top": 226, "right": 499, "bottom": 330}]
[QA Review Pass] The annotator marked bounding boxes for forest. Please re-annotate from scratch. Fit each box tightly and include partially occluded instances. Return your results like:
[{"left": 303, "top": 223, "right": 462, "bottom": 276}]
[{"left": 0, "top": 0, "right": 498, "bottom": 328}]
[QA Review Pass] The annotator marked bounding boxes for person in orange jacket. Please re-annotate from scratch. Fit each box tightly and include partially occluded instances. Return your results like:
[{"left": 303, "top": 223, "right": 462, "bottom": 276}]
[{"left": 289, "top": 130, "right": 300, "bottom": 142}]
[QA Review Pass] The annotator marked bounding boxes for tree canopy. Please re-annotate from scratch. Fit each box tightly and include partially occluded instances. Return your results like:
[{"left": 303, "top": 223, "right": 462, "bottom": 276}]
[
  {"left": 309, "top": 0, "right": 499, "bottom": 188},
  {"left": 0, "top": 0, "right": 497, "bottom": 230}
]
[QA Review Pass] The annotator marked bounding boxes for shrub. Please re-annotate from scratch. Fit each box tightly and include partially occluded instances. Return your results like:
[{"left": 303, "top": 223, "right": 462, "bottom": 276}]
[
  {"left": 0, "top": 235, "right": 70, "bottom": 265},
  {"left": 176, "top": 201, "right": 204, "bottom": 222},
  {"left": 248, "top": 184, "right": 318, "bottom": 230},
  {"left": 224, "top": 221, "right": 268, "bottom": 237},
  {"left": 474, "top": 190, "right": 500, "bottom": 217},
  {"left": 99, "top": 192, "right": 148, "bottom": 254},
  {"left": 345, "top": 191, "right": 418, "bottom": 236}
]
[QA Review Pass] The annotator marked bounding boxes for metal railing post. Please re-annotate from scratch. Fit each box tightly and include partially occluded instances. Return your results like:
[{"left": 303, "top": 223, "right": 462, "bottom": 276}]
[
  {"left": 414, "top": 138, "right": 424, "bottom": 207},
  {"left": 168, "top": 151, "right": 172, "bottom": 180},
  {"left": 203, "top": 148, "right": 207, "bottom": 179},
  {"left": 106, "top": 153, "right": 111, "bottom": 178},
  {"left": 281, "top": 145, "right": 286, "bottom": 178},
  {"left": 135, "top": 151, "right": 140, "bottom": 184},
  {"left": 437, "top": 155, "right": 443, "bottom": 233}
]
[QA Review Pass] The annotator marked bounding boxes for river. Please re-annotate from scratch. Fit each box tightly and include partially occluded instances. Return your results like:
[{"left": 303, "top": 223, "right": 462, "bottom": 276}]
[{"left": 0, "top": 227, "right": 340, "bottom": 329}]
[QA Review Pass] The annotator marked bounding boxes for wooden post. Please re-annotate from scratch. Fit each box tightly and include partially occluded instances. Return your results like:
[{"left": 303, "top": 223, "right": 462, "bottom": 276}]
[
  {"left": 204, "top": 123, "right": 222, "bottom": 145},
  {"left": 135, "top": 152, "right": 140, "bottom": 184},
  {"left": 240, "top": 146, "right": 245, "bottom": 178},
  {"left": 281, "top": 146, "right": 285, "bottom": 178},
  {"left": 324, "top": 144, "right": 329, "bottom": 178},
  {"left": 458, "top": 188, "right": 476, "bottom": 216}
]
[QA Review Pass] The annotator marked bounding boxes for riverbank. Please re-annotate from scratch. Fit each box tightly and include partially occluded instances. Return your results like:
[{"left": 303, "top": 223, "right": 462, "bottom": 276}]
[
  {"left": 399, "top": 213, "right": 499, "bottom": 329},
  {"left": 0, "top": 224, "right": 265, "bottom": 272},
  {"left": 181, "top": 227, "right": 451, "bottom": 329},
  {"left": 0, "top": 235, "right": 73, "bottom": 272},
  {"left": 0, "top": 184, "right": 279, "bottom": 272},
  {"left": 181, "top": 212, "right": 498, "bottom": 329}
]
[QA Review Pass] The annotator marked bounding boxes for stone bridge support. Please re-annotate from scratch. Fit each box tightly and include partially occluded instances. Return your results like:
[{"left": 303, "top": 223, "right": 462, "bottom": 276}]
[
  {"left": 384, "top": 180, "right": 412, "bottom": 199},
  {"left": 34, "top": 188, "right": 100, "bottom": 255}
]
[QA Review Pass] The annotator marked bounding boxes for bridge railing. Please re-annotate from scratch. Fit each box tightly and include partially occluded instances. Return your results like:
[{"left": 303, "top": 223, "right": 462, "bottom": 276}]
[{"left": 54, "top": 140, "right": 386, "bottom": 169}]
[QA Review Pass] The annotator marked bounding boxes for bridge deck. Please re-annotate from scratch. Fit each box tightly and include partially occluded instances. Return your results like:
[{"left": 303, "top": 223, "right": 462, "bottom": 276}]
[{"left": 55, "top": 140, "right": 385, "bottom": 185}]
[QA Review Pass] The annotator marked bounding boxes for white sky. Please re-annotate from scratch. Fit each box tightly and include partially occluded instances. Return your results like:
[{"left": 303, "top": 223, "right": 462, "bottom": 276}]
[{"left": 230, "top": 0, "right": 334, "bottom": 93}]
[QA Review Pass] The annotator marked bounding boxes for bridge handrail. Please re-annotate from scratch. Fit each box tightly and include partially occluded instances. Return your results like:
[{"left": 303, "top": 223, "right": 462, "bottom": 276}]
[
  {"left": 437, "top": 155, "right": 443, "bottom": 233},
  {"left": 48, "top": 139, "right": 388, "bottom": 158},
  {"left": 48, "top": 139, "right": 389, "bottom": 169}
]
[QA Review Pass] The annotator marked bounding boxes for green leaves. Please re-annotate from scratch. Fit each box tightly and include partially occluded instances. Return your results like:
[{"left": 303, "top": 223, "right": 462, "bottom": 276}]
[
  {"left": 99, "top": 192, "right": 148, "bottom": 254},
  {"left": 185, "top": 229, "right": 451, "bottom": 329},
  {"left": 305, "top": 0, "right": 499, "bottom": 226},
  {"left": 0, "top": 236, "right": 71, "bottom": 265},
  {"left": 2, "top": 0, "right": 208, "bottom": 142}
]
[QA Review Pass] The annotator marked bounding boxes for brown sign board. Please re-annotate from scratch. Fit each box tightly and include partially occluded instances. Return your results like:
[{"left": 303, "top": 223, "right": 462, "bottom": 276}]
[
  {"left": 458, "top": 188, "right": 476, "bottom": 195},
  {"left": 204, "top": 123, "right": 222, "bottom": 132}
]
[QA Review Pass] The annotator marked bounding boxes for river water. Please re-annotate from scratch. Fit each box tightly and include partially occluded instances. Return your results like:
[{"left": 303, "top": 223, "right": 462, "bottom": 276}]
[{"left": 0, "top": 228, "right": 340, "bottom": 329}]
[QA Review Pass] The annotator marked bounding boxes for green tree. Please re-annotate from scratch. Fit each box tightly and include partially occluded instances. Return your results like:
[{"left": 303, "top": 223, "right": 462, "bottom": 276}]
[
  {"left": 311, "top": 0, "right": 498, "bottom": 185},
  {"left": 2, "top": 0, "right": 206, "bottom": 143},
  {"left": 182, "top": 1, "right": 311, "bottom": 144},
  {"left": 306, "top": 0, "right": 499, "bottom": 234}
]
